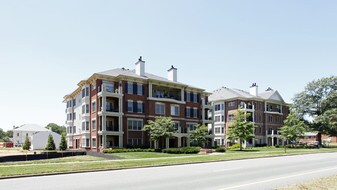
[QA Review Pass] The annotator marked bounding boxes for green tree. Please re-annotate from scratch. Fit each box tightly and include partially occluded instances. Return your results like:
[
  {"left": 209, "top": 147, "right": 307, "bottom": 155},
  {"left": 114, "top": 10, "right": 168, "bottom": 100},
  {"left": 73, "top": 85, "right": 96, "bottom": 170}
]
[
  {"left": 6, "top": 130, "right": 13, "bottom": 138},
  {"left": 293, "top": 76, "right": 337, "bottom": 138},
  {"left": 59, "top": 134, "right": 68, "bottom": 151},
  {"left": 227, "top": 109, "right": 255, "bottom": 151},
  {"left": 280, "top": 111, "right": 307, "bottom": 152},
  {"left": 22, "top": 134, "right": 31, "bottom": 150},
  {"left": 190, "top": 124, "right": 209, "bottom": 147},
  {"left": 143, "top": 117, "right": 176, "bottom": 149},
  {"left": 314, "top": 108, "right": 337, "bottom": 136},
  {"left": 45, "top": 123, "right": 66, "bottom": 135},
  {"left": 45, "top": 134, "right": 56, "bottom": 151}
]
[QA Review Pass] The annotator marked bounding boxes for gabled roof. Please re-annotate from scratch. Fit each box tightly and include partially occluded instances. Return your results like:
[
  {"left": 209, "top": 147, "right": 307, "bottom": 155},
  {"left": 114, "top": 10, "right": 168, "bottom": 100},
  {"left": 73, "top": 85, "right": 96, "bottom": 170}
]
[
  {"left": 14, "top": 124, "right": 50, "bottom": 132},
  {"left": 209, "top": 87, "right": 286, "bottom": 103}
]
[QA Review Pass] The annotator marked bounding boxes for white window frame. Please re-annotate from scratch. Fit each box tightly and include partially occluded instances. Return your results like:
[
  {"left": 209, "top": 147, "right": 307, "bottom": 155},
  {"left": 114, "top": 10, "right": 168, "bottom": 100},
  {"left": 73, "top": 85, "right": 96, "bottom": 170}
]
[
  {"left": 127, "top": 118, "right": 144, "bottom": 131},
  {"left": 127, "top": 82, "right": 133, "bottom": 94},
  {"left": 127, "top": 100, "right": 133, "bottom": 113},
  {"left": 137, "top": 83, "right": 143, "bottom": 95},
  {"left": 137, "top": 101, "right": 143, "bottom": 113},
  {"left": 155, "top": 102, "right": 165, "bottom": 115},
  {"left": 171, "top": 105, "right": 180, "bottom": 116}
]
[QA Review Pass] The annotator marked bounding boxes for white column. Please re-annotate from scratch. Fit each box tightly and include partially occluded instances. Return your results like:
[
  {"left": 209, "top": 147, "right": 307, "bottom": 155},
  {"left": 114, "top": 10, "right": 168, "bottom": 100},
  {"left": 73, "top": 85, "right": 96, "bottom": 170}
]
[
  {"left": 280, "top": 104, "right": 283, "bottom": 113},
  {"left": 102, "top": 135, "right": 106, "bottom": 148},
  {"left": 186, "top": 137, "right": 191, "bottom": 147},
  {"left": 264, "top": 101, "right": 267, "bottom": 111},
  {"left": 178, "top": 137, "right": 182, "bottom": 147},
  {"left": 166, "top": 138, "right": 170, "bottom": 149},
  {"left": 181, "top": 89, "right": 185, "bottom": 102},
  {"left": 119, "top": 116, "right": 123, "bottom": 132},
  {"left": 149, "top": 83, "right": 153, "bottom": 98},
  {"left": 119, "top": 135, "right": 123, "bottom": 148}
]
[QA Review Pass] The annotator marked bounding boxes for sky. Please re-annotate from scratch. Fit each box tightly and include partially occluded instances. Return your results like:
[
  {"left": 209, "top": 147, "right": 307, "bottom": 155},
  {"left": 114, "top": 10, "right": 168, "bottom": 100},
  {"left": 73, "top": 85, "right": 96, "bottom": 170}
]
[{"left": 0, "top": 1, "right": 336, "bottom": 131}]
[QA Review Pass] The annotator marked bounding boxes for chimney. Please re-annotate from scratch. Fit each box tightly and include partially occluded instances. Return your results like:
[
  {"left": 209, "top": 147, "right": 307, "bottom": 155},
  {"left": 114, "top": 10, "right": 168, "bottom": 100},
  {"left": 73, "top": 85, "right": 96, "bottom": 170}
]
[
  {"left": 135, "top": 56, "right": 145, "bottom": 76},
  {"left": 168, "top": 65, "right": 177, "bottom": 82},
  {"left": 249, "top": 83, "right": 258, "bottom": 96}
]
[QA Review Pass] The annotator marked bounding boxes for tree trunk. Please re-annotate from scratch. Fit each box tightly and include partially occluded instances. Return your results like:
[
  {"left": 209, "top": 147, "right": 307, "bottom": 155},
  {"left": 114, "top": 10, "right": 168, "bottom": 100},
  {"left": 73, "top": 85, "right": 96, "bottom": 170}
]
[{"left": 240, "top": 139, "right": 242, "bottom": 151}]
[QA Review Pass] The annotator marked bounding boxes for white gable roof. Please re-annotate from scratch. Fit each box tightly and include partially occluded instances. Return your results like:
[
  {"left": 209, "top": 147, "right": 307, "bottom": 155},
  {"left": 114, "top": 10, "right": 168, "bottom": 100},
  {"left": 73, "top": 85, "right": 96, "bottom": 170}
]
[{"left": 14, "top": 124, "right": 50, "bottom": 132}]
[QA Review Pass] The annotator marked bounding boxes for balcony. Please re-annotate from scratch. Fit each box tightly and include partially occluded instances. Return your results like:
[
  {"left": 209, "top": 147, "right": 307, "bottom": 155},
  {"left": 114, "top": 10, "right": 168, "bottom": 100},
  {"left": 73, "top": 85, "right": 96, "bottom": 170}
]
[
  {"left": 150, "top": 85, "right": 183, "bottom": 103},
  {"left": 98, "top": 84, "right": 122, "bottom": 98},
  {"left": 264, "top": 108, "right": 283, "bottom": 115},
  {"left": 267, "top": 130, "right": 279, "bottom": 136},
  {"left": 239, "top": 103, "right": 254, "bottom": 112},
  {"left": 106, "top": 125, "right": 120, "bottom": 132}
]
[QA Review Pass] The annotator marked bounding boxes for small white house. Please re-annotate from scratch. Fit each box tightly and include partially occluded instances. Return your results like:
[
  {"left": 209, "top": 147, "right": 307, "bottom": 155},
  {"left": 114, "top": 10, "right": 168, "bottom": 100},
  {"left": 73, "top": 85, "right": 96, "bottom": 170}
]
[{"left": 13, "top": 124, "right": 61, "bottom": 150}]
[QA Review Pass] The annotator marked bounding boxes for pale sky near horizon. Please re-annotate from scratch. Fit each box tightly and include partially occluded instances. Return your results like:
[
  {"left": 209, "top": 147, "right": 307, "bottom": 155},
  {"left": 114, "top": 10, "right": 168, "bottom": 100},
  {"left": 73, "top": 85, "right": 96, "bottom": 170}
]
[{"left": 0, "top": 1, "right": 336, "bottom": 131}]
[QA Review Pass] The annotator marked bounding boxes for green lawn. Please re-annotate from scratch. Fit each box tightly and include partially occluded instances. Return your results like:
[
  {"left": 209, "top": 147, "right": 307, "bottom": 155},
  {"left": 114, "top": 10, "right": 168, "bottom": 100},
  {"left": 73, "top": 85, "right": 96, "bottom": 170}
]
[
  {"left": 113, "top": 152, "right": 193, "bottom": 159},
  {"left": 1, "top": 147, "right": 337, "bottom": 178}
]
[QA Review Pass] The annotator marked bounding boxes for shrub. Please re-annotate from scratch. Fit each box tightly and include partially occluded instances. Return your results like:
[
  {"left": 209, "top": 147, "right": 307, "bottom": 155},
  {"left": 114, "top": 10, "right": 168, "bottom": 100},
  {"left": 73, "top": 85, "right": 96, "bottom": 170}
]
[
  {"left": 103, "top": 148, "right": 155, "bottom": 154},
  {"left": 59, "top": 134, "right": 67, "bottom": 151},
  {"left": 45, "top": 134, "right": 56, "bottom": 151},
  {"left": 162, "top": 147, "right": 200, "bottom": 154},
  {"left": 229, "top": 143, "right": 240, "bottom": 150},
  {"left": 22, "top": 134, "right": 31, "bottom": 150},
  {"left": 215, "top": 147, "right": 226, "bottom": 152},
  {"left": 255, "top": 143, "right": 267, "bottom": 147}
]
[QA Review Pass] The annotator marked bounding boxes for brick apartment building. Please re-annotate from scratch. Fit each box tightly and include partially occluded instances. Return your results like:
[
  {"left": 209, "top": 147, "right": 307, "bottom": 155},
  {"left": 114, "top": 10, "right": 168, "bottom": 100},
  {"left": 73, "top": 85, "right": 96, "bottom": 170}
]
[
  {"left": 64, "top": 57, "right": 214, "bottom": 151},
  {"left": 209, "top": 83, "right": 290, "bottom": 147}
]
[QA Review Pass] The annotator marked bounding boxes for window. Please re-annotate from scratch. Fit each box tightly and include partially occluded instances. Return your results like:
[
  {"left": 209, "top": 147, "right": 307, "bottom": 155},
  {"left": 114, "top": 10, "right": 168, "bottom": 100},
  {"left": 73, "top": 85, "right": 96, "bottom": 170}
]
[
  {"left": 82, "top": 89, "right": 85, "bottom": 98},
  {"left": 85, "top": 87, "right": 89, "bottom": 96},
  {"left": 137, "top": 102, "right": 143, "bottom": 113},
  {"left": 127, "top": 82, "right": 133, "bottom": 94},
  {"left": 186, "top": 92, "right": 191, "bottom": 102},
  {"left": 86, "top": 104, "right": 89, "bottom": 113},
  {"left": 17, "top": 133, "right": 19, "bottom": 137},
  {"left": 215, "top": 116, "right": 221, "bottom": 122},
  {"left": 187, "top": 123, "right": 197, "bottom": 131},
  {"left": 221, "top": 127, "right": 224, "bottom": 134},
  {"left": 155, "top": 103, "right": 165, "bottom": 115},
  {"left": 137, "top": 84, "right": 143, "bottom": 95},
  {"left": 128, "top": 138, "right": 142, "bottom": 146},
  {"left": 228, "top": 114, "right": 235, "bottom": 121},
  {"left": 221, "top": 104, "right": 224, "bottom": 110},
  {"left": 92, "top": 120, "right": 96, "bottom": 130},
  {"left": 221, "top": 116, "right": 224, "bottom": 122},
  {"left": 82, "top": 121, "right": 89, "bottom": 131},
  {"left": 186, "top": 107, "right": 191, "bottom": 117},
  {"left": 82, "top": 105, "right": 85, "bottom": 114},
  {"left": 127, "top": 119, "right": 143, "bottom": 131},
  {"left": 171, "top": 105, "right": 180, "bottom": 116},
  {"left": 105, "top": 84, "right": 114, "bottom": 93},
  {"left": 193, "top": 108, "right": 198, "bottom": 118},
  {"left": 215, "top": 127, "right": 221, "bottom": 134},
  {"left": 193, "top": 93, "right": 198, "bottom": 103},
  {"left": 127, "top": 101, "right": 133, "bottom": 112},
  {"left": 92, "top": 138, "right": 97, "bottom": 147},
  {"left": 228, "top": 101, "right": 236, "bottom": 107},
  {"left": 173, "top": 122, "right": 179, "bottom": 132},
  {"left": 215, "top": 104, "right": 221, "bottom": 111},
  {"left": 73, "top": 112, "right": 76, "bottom": 120},
  {"left": 92, "top": 102, "right": 96, "bottom": 113},
  {"left": 72, "top": 99, "right": 76, "bottom": 107},
  {"left": 92, "top": 84, "right": 96, "bottom": 91}
]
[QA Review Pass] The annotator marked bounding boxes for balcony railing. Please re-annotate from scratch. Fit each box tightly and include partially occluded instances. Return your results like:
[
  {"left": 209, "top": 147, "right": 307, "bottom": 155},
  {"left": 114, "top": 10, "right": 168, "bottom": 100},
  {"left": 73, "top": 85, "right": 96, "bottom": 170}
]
[{"left": 106, "top": 125, "right": 120, "bottom": 132}]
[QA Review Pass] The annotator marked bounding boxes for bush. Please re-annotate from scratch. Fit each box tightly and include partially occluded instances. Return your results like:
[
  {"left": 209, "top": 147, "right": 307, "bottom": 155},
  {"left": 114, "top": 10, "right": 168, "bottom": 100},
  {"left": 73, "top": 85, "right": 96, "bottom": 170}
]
[
  {"left": 22, "top": 134, "right": 31, "bottom": 150},
  {"left": 215, "top": 147, "right": 226, "bottom": 152},
  {"left": 45, "top": 134, "right": 56, "bottom": 151},
  {"left": 229, "top": 143, "right": 240, "bottom": 150},
  {"left": 103, "top": 148, "right": 155, "bottom": 154},
  {"left": 162, "top": 147, "right": 200, "bottom": 154},
  {"left": 255, "top": 143, "right": 267, "bottom": 147}
]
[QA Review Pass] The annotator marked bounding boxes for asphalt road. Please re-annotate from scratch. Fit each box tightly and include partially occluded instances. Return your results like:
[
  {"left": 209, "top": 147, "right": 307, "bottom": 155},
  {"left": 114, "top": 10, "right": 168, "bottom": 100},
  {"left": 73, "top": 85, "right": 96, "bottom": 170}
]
[{"left": 1, "top": 153, "right": 337, "bottom": 190}]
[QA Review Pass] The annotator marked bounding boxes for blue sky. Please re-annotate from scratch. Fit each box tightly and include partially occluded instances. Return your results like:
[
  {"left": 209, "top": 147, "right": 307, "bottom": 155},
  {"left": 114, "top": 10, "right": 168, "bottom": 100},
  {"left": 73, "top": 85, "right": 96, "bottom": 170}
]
[{"left": 0, "top": 1, "right": 336, "bottom": 130}]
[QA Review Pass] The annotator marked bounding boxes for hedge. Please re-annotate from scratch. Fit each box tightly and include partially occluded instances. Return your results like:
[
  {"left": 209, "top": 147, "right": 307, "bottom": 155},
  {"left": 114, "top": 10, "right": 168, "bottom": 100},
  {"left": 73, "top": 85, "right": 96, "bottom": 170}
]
[
  {"left": 162, "top": 147, "right": 200, "bottom": 154},
  {"left": 103, "top": 148, "right": 155, "bottom": 154},
  {"left": 215, "top": 147, "right": 226, "bottom": 152}
]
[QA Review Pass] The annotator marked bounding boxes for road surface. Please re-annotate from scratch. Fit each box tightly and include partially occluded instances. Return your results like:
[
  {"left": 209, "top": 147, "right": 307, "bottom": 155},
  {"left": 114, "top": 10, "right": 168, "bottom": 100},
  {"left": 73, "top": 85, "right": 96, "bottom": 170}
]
[{"left": 1, "top": 152, "right": 337, "bottom": 190}]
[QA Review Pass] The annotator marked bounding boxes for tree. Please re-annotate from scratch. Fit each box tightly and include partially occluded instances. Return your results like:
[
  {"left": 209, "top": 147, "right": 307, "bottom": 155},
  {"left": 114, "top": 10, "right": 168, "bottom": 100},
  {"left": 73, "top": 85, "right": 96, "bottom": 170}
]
[
  {"left": 59, "top": 134, "right": 67, "bottom": 151},
  {"left": 314, "top": 108, "right": 337, "bottom": 136},
  {"left": 293, "top": 76, "right": 337, "bottom": 137},
  {"left": 22, "top": 134, "right": 31, "bottom": 150},
  {"left": 45, "top": 134, "right": 56, "bottom": 151},
  {"left": 190, "top": 124, "right": 209, "bottom": 147},
  {"left": 227, "top": 109, "right": 255, "bottom": 151},
  {"left": 45, "top": 123, "right": 66, "bottom": 135},
  {"left": 143, "top": 117, "right": 176, "bottom": 149},
  {"left": 280, "top": 111, "right": 307, "bottom": 152}
]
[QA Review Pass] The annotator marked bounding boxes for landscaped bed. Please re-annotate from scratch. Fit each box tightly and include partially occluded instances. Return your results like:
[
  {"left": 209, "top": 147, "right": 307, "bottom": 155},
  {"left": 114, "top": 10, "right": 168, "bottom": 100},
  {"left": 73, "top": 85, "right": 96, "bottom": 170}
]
[{"left": 1, "top": 147, "right": 337, "bottom": 178}]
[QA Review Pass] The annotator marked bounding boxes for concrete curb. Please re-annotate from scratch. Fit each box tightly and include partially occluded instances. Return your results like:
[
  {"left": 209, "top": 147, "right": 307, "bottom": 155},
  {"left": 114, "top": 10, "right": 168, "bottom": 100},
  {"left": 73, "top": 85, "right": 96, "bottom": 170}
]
[{"left": 0, "top": 151, "right": 336, "bottom": 180}]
